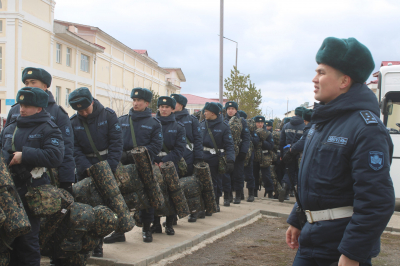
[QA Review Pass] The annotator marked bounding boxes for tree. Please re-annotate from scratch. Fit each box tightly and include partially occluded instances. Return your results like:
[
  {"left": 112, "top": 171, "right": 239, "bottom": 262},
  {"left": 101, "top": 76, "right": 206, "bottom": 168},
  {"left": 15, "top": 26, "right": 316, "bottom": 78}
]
[
  {"left": 149, "top": 88, "right": 160, "bottom": 114},
  {"left": 273, "top": 117, "right": 281, "bottom": 131},
  {"left": 223, "top": 66, "right": 262, "bottom": 118},
  {"left": 106, "top": 85, "right": 131, "bottom": 117}
]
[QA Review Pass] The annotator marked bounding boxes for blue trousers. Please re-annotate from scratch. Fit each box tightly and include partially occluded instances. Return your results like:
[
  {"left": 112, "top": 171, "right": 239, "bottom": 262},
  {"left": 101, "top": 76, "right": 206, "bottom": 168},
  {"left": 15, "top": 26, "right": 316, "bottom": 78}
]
[
  {"left": 282, "top": 161, "right": 298, "bottom": 190},
  {"left": 222, "top": 173, "right": 231, "bottom": 193},
  {"left": 293, "top": 250, "right": 372, "bottom": 266},
  {"left": 253, "top": 163, "right": 274, "bottom": 192},
  {"left": 244, "top": 152, "right": 255, "bottom": 189}
]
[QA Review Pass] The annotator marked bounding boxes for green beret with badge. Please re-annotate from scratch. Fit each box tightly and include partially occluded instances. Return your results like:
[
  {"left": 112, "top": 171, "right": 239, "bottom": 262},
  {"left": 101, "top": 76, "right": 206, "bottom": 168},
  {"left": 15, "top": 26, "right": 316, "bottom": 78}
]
[
  {"left": 157, "top": 96, "right": 176, "bottom": 109},
  {"left": 204, "top": 102, "right": 221, "bottom": 115},
  {"left": 170, "top": 94, "right": 187, "bottom": 107},
  {"left": 131, "top": 88, "right": 153, "bottom": 102},
  {"left": 16, "top": 87, "right": 49, "bottom": 107},
  {"left": 253, "top": 115, "right": 265, "bottom": 123},
  {"left": 225, "top": 101, "right": 238, "bottom": 110},
  {"left": 302, "top": 109, "right": 313, "bottom": 122},
  {"left": 68, "top": 87, "right": 93, "bottom": 111},
  {"left": 22, "top": 67, "right": 52, "bottom": 88}
]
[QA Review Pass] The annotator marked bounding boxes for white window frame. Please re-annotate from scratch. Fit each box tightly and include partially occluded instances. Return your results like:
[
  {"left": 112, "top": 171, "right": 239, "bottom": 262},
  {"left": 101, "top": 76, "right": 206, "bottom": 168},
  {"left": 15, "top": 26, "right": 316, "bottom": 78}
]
[
  {"left": 80, "top": 54, "right": 89, "bottom": 72},
  {"left": 55, "top": 86, "right": 61, "bottom": 105},
  {"left": 66, "top": 47, "right": 71, "bottom": 67},
  {"left": 0, "top": 47, "right": 2, "bottom": 81},
  {"left": 65, "top": 88, "right": 71, "bottom": 107},
  {"left": 56, "top": 43, "right": 62, "bottom": 64}
]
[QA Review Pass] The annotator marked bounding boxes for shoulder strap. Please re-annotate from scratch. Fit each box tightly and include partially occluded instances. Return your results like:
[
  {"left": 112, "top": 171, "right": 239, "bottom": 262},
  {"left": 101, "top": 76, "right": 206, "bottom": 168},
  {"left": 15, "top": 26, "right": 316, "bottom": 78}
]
[
  {"left": 162, "top": 143, "right": 170, "bottom": 153},
  {"left": 290, "top": 129, "right": 299, "bottom": 145},
  {"left": 11, "top": 126, "right": 18, "bottom": 152},
  {"left": 129, "top": 115, "right": 138, "bottom": 148},
  {"left": 82, "top": 120, "right": 104, "bottom": 162},
  {"left": 205, "top": 120, "right": 221, "bottom": 156}
]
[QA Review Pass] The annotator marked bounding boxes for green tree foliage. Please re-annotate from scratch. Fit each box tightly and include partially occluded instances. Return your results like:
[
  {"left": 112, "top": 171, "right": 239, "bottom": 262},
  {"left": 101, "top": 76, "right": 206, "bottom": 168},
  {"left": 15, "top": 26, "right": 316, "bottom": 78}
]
[
  {"left": 223, "top": 66, "right": 262, "bottom": 118},
  {"left": 149, "top": 89, "right": 160, "bottom": 113},
  {"left": 273, "top": 117, "right": 281, "bottom": 131}
]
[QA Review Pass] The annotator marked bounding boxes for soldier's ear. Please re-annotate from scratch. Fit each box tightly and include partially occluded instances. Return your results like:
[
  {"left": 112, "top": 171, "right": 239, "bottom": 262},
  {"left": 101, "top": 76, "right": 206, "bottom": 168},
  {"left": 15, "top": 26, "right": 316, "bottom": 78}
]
[{"left": 36, "top": 107, "right": 43, "bottom": 113}]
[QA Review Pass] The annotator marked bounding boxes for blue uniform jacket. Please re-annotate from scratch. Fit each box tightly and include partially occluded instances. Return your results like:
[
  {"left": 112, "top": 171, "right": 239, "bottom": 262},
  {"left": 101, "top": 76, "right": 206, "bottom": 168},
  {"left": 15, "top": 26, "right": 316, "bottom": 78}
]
[
  {"left": 174, "top": 109, "right": 203, "bottom": 165},
  {"left": 287, "top": 83, "right": 395, "bottom": 263},
  {"left": 200, "top": 115, "right": 235, "bottom": 167},
  {"left": 70, "top": 99, "right": 123, "bottom": 180},
  {"left": 260, "top": 125, "right": 274, "bottom": 151},
  {"left": 155, "top": 112, "right": 186, "bottom": 166},
  {"left": 279, "top": 115, "right": 305, "bottom": 152},
  {"left": 225, "top": 113, "right": 251, "bottom": 154},
  {"left": 291, "top": 123, "right": 313, "bottom": 153},
  {"left": 118, "top": 107, "right": 162, "bottom": 161},
  {"left": 1, "top": 110, "right": 65, "bottom": 192},
  {"left": 6, "top": 90, "right": 75, "bottom": 183}
]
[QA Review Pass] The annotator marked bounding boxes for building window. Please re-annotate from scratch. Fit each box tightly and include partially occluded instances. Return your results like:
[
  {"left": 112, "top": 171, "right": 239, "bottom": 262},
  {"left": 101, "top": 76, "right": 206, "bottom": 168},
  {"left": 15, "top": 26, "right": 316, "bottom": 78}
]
[
  {"left": 80, "top": 54, "right": 89, "bottom": 72},
  {"left": 66, "top": 48, "right": 71, "bottom": 67},
  {"left": 55, "top": 86, "right": 61, "bottom": 105},
  {"left": 0, "top": 47, "right": 2, "bottom": 81},
  {"left": 56, "top": 43, "right": 62, "bottom": 64},
  {"left": 0, "top": 1, "right": 2, "bottom": 9},
  {"left": 65, "top": 88, "right": 71, "bottom": 107},
  {"left": 0, "top": 20, "right": 3, "bottom": 33}
]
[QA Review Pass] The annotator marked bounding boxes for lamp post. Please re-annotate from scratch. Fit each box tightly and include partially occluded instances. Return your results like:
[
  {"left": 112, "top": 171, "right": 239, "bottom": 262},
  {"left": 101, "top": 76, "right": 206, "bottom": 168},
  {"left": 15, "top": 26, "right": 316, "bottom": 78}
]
[
  {"left": 218, "top": 35, "right": 238, "bottom": 70},
  {"left": 219, "top": 0, "right": 224, "bottom": 104}
]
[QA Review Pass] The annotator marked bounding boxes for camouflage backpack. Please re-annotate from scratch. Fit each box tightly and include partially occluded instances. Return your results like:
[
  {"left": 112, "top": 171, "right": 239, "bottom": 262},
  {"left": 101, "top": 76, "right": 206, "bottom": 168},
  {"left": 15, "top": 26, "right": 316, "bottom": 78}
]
[
  {"left": 272, "top": 131, "right": 281, "bottom": 152},
  {"left": 244, "top": 141, "right": 254, "bottom": 167},
  {"left": 246, "top": 118, "right": 256, "bottom": 133},
  {"left": 229, "top": 116, "right": 243, "bottom": 157},
  {"left": 25, "top": 184, "right": 63, "bottom": 217}
]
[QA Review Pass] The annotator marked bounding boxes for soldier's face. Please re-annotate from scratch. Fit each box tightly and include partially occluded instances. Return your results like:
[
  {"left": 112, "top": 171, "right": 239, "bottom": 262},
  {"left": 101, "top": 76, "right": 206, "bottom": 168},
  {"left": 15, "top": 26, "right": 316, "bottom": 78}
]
[
  {"left": 256, "top": 122, "right": 264, "bottom": 129},
  {"left": 226, "top": 107, "right": 237, "bottom": 117},
  {"left": 266, "top": 126, "right": 272, "bottom": 130},
  {"left": 204, "top": 110, "right": 217, "bottom": 120},
  {"left": 20, "top": 104, "right": 42, "bottom": 117},
  {"left": 312, "top": 64, "right": 350, "bottom": 104},
  {"left": 159, "top": 105, "right": 173, "bottom": 116},
  {"left": 77, "top": 102, "right": 94, "bottom": 118},
  {"left": 174, "top": 103, "right": 183, "bottom": 112},
  {"left": 24, "top": 79, "right": 47, "bottom": 91},
  {"left": 132, "top": 98, "right": 149, "bottom": 112}
]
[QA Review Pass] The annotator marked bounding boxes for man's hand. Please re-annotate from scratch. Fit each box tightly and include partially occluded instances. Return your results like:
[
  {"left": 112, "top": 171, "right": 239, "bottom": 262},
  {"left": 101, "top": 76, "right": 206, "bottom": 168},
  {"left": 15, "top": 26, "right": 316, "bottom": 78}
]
[
  {"left": 286, "top": 225, "right": 301, "bottom": 249},
  {"left": 9, "top": 152, "right": 22, "bottom": 166},
  {"left": 338, "top": 255, "right": 359, "bottom": 266}
]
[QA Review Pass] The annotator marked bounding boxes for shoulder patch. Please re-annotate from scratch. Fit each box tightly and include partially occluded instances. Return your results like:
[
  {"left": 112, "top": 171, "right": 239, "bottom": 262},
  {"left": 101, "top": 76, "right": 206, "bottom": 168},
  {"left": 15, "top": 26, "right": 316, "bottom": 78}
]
[
  {"left": 47, "top": 120, "right": 58, "bottom": 128},
  {"left": 59, "top": 106, "right": 68, "bottom": 115},
  {"left": 177, "top": 121, "right": 185, "bottom": 127},
  {"left": 360, "top": 111, "right": 378, "bottom": 125},
  {"left": 70, "top": 114, "right": 77, "bottom": 120},
  {"left": 105, "top": 107, "right": 115, "bottom": 114},
  {"left": 153, "top": 117, "right": 161, "bottom": 124},
  {"left": 191, "top": 115, "right": 199, "bottom": 120}
]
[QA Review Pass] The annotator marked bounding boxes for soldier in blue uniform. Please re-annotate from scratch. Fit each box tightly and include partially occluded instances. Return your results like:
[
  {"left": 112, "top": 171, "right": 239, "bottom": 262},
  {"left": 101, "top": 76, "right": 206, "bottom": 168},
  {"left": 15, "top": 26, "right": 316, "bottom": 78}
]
[
  {"left": 279, "top": 107, "right": 305, "bottom": 202},
  {"left": 68, "top": 87, "right": 123, "bottom": 257},
  {"left": 6, "top": 68, "right": 74, "bottom": 194},
  {"left": 151, "top": 96, "right": 186, "bottom": 235},
  {"left": 252, "top": 115, "right": 274, "bottom": 198},
  {"left": 266, "top": 119, "right": 273, "bottom": 132},
  {"left": 201, "top": 102, "right": 235, "bottom": 214},
  {"left": 223, "top": 101, "right": 250, "bottom": 205},
  {"left": 171, "top": 94, "right": 204, "bottom": 222},
  {"left": 286, "top": 37, "right": 395, "bottom": 266},
  {"left": 291, "top": 109, "right": 313, "bottom": 154},
  {"left": 1, "top": 87, "right": 65, "bottom": 266},
  {"left": 114, "top": 88, "right": 163, "bottom": 244}
]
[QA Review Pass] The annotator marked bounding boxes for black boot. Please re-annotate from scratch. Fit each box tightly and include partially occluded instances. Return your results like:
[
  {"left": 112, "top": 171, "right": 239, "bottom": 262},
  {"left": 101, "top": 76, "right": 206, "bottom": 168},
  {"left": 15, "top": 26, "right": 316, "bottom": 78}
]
[
  {"left": 188, "top": 213, "right": 197, "bottom": 222},
  {"left": 142, "top": 223, "right": 153, "bottom": 243},
  {"left": 254, "top": 188, "right": 258, "bottom": 198},
  {"left": 241, "top": 189, "right": 245, "bottom": 200},
  {"left": 268, "top": 192, "right": 273, "bottom": 199},
  {"left": 216, "top": 197, "right": 220, "bottom": 212},
  {"left": 151, "top": 216, "right": 162, "bottom": 234},
  {"left": 165, "top": 215, "right": 175, "bottom": 235},
  {"left": 197, "top": 211, "right": 205, "bottom": 219},
  {"left": 234, "top": 190, "right": 241, "bottom": 204},
  {"left": 52, "top": 258, "right": 68, "bottom": 266},
  {"left": 104, "top": 231, "right": 126, "bottom": 244},
  {"left": 92, "top": 239, "right": 103, "bottom": 257},
  {"left": 290, "top": 190, "right": 295, "bottom": 197},
  {"left": 279, "top": 183, "right": 288, "bottom": 202},
  {"left": 247, "top": 188, "right": 254, "bottom": 202},
  {"left": 229, "top": 192, "right": 233, "bottom": 203},
  {"left": 223, "top": 192, "right": 230, "bottom": 206}
]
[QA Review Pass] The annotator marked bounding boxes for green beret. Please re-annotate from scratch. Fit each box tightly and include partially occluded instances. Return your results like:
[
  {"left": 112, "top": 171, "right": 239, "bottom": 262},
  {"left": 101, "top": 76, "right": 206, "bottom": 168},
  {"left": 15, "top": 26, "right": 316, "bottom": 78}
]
[
  {"left": 225, "top": 101, "right": 238, "bottom": 110},
  {"left": 316, "top": 37, "right": 375, "bottom": 83},
  {"left": 216, "top": 103, "right": 223, "bottom": 113},
  {"left": 238, "top": 110, "right": 247, "bottom": 119},
  {"left": 266, "top": 120, "right": 273, "bottom": 126},
  {"left": 131, "top": 88, "right": 152, "bottom": 102},
  {"left": 22, "top": 67, "right": 52, "bottom": 88},
  {"left": 16, "top": 87, "right": 48, "bottom": 108},
  {"left": 295, "top": 107, "right": 306, "bottom": 117},
  {"left": 157, "top": 96, "right": 176, "bottom": 109},
  {"left": 283, "top": 117, "right": 291, "bottom": 124},
  {"left": 204, "top": 102, "right": 221, "bottom": 115},
  {"left": 253, "top": 115, "right": 265, "bottom": 123},
  {"left": 302, "top": 109, "right": 313, "bottom": 122},
  {"left": 69, "top": 87, "right": 93, "bottom": 111},
  {"left": 170, "top": 94, "right": 187, "bottom": 107}
]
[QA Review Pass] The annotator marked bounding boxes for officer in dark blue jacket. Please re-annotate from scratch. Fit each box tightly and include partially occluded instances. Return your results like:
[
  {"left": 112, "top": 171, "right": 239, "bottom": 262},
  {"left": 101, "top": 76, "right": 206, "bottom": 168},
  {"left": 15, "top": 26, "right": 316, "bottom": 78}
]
[
  {"left": 286, "top": 37, "right": 395, "bottom": 266},
  {"left": 252, "top": 115, "right": 274, "bottom": 198},
  {"left": 116, "top": 88, "right": 162, "bottom": 244},
  {"left": 151, "top": 96, "right": 186, "bottom": 236},
  {"left": 266, "top": 119, "right": 273, "bottom": 132},
  {"left": 6, "top": 67, "right": 74, "bottom": 194},
  {"left": 69, "top": 87, "right": 122, "bottom": 257},
  {"left": 291, "top": 109, "right": 313, "bottom": 153},
  {"left": 1, "top": 87, "right": 65, "bottom": 266},
  {"left": 279, "top": 107, "right": 305, "bottom": 202},
  {"left": 223, "top": 101, "right": 250, "bottom": 205},
  {"left": 171, "top": 94, "right": 204, "bottom": 222},
  {"left": 201, "top": 102, "right": 235, "bottom": 214}
]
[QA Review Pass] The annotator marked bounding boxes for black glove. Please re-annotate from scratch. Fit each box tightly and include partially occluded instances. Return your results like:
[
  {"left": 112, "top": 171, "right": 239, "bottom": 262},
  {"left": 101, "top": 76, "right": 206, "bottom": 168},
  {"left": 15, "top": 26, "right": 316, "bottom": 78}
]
[
  {"left": 236, "top": 152, "right": 246, "bottom": 162},
  {"left": 153, "top": 156, "right": 162, "bottom": 164},
  {"left": 59, "top": 182, "right": 73, "bottom": 195},
  {"left": 194, "top": 158, "right": 203, "bottom": 165},
  {"left": 120, "top": 151, "right": 128, "bottom": 165},
  {"left": 226, "top": 160, "right": 235, "bottom": 173},
  {"left": 9, "top": 164, "right": 33, "bottom": 183}
]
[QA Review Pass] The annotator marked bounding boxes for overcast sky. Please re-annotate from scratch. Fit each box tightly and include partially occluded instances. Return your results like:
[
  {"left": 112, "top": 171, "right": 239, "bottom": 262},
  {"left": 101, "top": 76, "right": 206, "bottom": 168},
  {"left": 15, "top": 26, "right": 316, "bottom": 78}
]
[{"left": 56, "top": 0, "right": 400, "bottom": 118}]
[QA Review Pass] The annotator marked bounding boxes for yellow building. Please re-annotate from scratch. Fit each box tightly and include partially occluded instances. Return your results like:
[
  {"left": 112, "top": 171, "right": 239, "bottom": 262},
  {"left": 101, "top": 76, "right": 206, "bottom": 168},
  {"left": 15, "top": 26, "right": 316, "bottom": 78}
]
[{"left": 0, "top": 0, "right": 185, "bottom": 117}]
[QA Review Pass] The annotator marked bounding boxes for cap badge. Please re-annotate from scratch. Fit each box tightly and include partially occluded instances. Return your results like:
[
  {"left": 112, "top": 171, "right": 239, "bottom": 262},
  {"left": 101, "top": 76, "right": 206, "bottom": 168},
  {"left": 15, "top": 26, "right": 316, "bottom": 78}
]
[
  {"left": 163, "top": 99, "right": 167, "bottom": 102},
  {"left": 77, "top": 104, "right": 82, "bottom": 108},
  {"left": 135, "top": 92, "right": 138, "bottom": 95},
  {"left": 19, "top": 95, "right": 24, "bottom": 100},
  {"left": 28, "top": 71, "right": 32, "bottom": 74},
  {"left": 229, "top": 103, "right": 232, "bottom": 105},
  {"left": 259, "top": 118, "right": 262, "bottom": 121}
]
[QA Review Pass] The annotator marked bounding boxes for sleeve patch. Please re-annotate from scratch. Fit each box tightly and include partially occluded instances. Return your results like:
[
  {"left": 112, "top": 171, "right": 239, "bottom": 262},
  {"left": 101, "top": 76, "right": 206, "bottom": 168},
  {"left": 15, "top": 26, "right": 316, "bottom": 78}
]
[
  {"left": 51, "top": 138, "right": 60, "bottom": 146},
  {"left": 105, "top": 107, "right": 115, "bottom": 114},
  {"left": 115, "top": 123, "right": 121, "bottom": 131},
  {"left": 369, "top": 151, "right": 384, "bottom": 171},
  {"left": 360, "top": 111, "right": 378, "bottom": 124}
]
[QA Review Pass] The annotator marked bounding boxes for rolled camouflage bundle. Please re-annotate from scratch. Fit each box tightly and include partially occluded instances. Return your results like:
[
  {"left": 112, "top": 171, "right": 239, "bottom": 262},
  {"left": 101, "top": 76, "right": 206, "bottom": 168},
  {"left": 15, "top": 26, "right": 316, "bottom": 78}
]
[
  {"left": 160, "top": 162, "right": 190, "bottom": 218},
  {"left": 132, "top": 147, "right": 165, "bottom": 209},
  {"left": 120, "top": 164, "right": 150, "bottom": 210},
  {"left": 272, "top": 131, "right": 281, "bottom": 152},
  {"left": 179, "top": 176, "right": 202, "bottom": 213},
  {"left": 193, "top": 162, "right": 217, "bottom": 214},
  {"left": 67, "top": 253, "right": 88, "bottom": 266},
  {"left": 244, "top": 141, "right": 254, "bottom": 167},
  {"left": 154, "top": 165, "right": 175, "bottom": 217},
  {"left": 133, "top": 211, "right": 143, "bottom": 227},
  {"left": 89, "top": 161, "right": 134, "bottom": 233},
  {"left": 73, "top": 177, "right": 104, "bottom": 207},
  {"left": 256, "top": 128, "right": 267, "bottom": 141},
  {"left": 229, "top": 116, "right": 243, "bottom": 157},
  {"left": 0, "top": 252, "right": 9, "bottom": 266},
  {"left": 80, "top": 233, "right": 101, "bottom": 253},
  {"left": 92, "top": 205, "right": 118, "bottom": 237},
  {"left": 114, "top": 163, "right": 140, "bottom": 194},
  {"left": 246, "top": 118, "right": 256, "bottom": 133},
  {"left": 0, "top": 208, "right": 5, "bottom": 227}
]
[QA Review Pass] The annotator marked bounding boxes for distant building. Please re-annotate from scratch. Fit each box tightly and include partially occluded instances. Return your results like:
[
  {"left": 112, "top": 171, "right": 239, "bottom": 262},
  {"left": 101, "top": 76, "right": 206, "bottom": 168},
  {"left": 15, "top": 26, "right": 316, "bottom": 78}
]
[{"left": 182, "top": 94, "right": 228, "bottom": 115}]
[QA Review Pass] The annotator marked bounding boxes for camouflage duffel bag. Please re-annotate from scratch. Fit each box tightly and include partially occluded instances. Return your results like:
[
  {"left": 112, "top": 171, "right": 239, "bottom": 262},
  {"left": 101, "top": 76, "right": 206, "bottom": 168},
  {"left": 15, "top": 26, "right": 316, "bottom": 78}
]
[
  {"left": 66, "top": 253, "right": 88, "bottom": 266},
  {"left": 0, "top": 207, "right": 6, "bottom": 227},
  {"left": 154, "top": 165, "right": 174, "bottom": 217},
  {"left": 260, "top": 150, "right": 275, "bottom": 168},
  {"left": 25, "top": 184, "right": 62, "bottom": 217},
  {"left": 179, "top": 176, "right": 202, "bottom": 213},
  {"left": 254, "top": 145, "right": 262, "bottom": 163},
  {"left": 255, "top": 128, "right": 268, "bottom": 141},
  {"left": 193, "top": 162, "right": 217, "bottom": 214},
  {"left": 177, "top": 157, "right": 188, "bottom": 177},
  {"left": 244, "top": 141, "right": 254, "bottom": 167},
  {"left": 114, "top": 163, "right": 140, "bottom": 194},
  {"left": 92, "top": 205, "right": 118, "bottom": 238},
  {"left": 229, "top": 116, "right": 243, "bottom": 157},
  {"left": 80, "top": 233, "right": 101, "bottom": 254},
  {"left": 132, "top": 211, "right": 142, "bottom": 227},
  {"left": 246, "top": 118, "right": 256, "bottom": 133},
  {"left": 70, "top": 202, "right": 95, "bottom": 231},
  {"left": 0, "top": 252, "right": 9, "bottom": 266},
  {"left": 72, "top": 177, "right": 104, "bottom": 207}
]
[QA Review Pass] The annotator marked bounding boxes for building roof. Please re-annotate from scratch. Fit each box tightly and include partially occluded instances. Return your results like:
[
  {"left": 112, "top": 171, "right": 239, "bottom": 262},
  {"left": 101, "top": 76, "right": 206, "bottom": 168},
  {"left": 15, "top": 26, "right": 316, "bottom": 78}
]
[
  {"left": 182, "top": 94, "right": 228, "bottom": 105},
  {"left": 367, "top": 79, "right": 378, "bottom": 85},
  {"left": 163, "top": 68, "right": 186, "bottom": 82},
  {"left": 133, "top": 50, "right": 148, "bottom": 55},
  {"left": 372, "top": 61, "right": 400, "bottom": 77}
]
